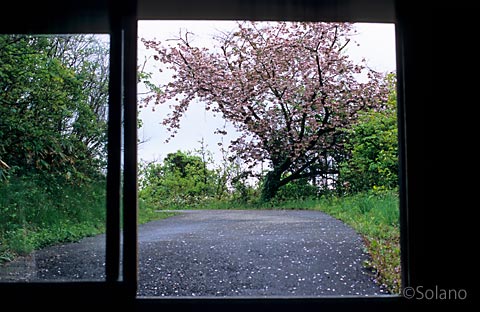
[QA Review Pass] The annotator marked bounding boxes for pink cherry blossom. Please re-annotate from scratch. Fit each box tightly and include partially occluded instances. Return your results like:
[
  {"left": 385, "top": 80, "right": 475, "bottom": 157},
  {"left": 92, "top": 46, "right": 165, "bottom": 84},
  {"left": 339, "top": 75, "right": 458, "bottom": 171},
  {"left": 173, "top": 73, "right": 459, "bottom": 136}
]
[{"left": 140, "top": 21, "right": 392, "bottom": 199}]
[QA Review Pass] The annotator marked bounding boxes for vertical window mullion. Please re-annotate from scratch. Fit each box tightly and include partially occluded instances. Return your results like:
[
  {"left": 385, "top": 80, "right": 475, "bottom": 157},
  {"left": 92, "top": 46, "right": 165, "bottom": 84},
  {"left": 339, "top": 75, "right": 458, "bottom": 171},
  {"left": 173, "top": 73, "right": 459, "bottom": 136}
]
[
  {"left": 394, "top": 10, "right": 411, "bottom": 291},
  {"left": 122, "top": 0, "right": 139, "bottom": 293},
  {"left": 106, "top": 11, "right": 122, "bottom": 283}
]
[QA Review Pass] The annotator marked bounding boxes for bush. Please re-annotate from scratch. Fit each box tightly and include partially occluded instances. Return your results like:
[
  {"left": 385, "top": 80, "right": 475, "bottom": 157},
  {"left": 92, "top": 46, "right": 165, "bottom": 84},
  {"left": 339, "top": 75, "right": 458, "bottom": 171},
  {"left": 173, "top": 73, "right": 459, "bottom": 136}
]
[{"left": 274, "top": 178, "right": 318, "bottom": 201}]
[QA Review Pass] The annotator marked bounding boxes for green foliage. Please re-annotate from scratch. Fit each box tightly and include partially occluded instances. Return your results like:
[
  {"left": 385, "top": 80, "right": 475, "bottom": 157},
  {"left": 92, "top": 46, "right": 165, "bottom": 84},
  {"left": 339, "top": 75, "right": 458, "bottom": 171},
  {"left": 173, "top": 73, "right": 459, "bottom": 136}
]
[
  {"left": 139, "top": 150, "right": 220, "bottom": 209},
  {"left": 0, "top": 176, "right": 106, "bottom": 260},
  {"left": 338, "top": 74, "right": 398, "bottom": 194},
  {"left": 0, "top": 34, "right": 110, "bottom": 263},
  {"left": 139, "top": 141, "right": 263, "bottom": 210},
  {"left": 138, "top": 198, "right": 179, "bottom": 224},
  {"left": 0, "top": 34, "right": 108, "bottom": 184},
  {"left": 274, "top": 178, "right": 318, "bottom": 201}
]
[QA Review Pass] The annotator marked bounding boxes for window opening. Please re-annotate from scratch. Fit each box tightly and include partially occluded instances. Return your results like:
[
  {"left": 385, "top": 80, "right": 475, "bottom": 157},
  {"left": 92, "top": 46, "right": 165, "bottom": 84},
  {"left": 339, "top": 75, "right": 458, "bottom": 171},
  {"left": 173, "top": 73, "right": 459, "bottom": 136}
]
[
  {"left": 135, "top": 20, "right": 400, "bottom": 297},
  {"left": 0, "top": 34, "right": 110, "bottom": 282}
]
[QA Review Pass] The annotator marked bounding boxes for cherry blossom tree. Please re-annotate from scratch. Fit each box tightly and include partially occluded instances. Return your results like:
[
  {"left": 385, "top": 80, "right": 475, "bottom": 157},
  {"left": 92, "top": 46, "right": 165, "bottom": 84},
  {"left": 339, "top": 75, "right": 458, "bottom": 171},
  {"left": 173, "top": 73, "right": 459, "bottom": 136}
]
[{"left": 141, "top": 21, "right": 391, "bottom": 201}]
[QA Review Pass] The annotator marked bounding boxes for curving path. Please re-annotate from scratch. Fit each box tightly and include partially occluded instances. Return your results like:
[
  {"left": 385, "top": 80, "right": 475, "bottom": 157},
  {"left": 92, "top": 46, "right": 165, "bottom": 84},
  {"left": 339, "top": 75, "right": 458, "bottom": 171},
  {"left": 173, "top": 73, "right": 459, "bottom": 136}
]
[{"left": 0, "top": 209, "right": 388, "bottom": 297}]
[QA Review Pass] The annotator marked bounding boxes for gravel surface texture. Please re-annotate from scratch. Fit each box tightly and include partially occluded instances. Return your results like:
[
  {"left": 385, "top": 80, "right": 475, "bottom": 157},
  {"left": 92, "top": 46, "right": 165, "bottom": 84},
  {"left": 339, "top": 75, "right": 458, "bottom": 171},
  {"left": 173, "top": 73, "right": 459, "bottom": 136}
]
[{"left": 0, "top": 210, "right": 387, "bottom": 297}]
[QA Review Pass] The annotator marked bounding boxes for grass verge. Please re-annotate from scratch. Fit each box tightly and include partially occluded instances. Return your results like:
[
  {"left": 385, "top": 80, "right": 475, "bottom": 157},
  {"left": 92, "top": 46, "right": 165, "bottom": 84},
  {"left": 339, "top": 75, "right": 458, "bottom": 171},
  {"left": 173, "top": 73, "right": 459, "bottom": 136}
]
[
  {"left": 138, "top": 198, "right": 179, "bottom": 224},
  {"left": 0, "top": 176, "right": 108, "bottom": 263},
  {"left": 0, "top": 176, "right": 175, "bottom": 264}
]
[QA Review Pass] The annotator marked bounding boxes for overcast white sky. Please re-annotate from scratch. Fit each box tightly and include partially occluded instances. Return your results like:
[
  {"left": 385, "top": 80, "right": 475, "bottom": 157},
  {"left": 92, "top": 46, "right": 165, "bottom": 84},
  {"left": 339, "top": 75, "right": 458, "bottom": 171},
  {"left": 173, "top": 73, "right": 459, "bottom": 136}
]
[{"left": 136, "top": 21, "right": 396, "bottom": 164}]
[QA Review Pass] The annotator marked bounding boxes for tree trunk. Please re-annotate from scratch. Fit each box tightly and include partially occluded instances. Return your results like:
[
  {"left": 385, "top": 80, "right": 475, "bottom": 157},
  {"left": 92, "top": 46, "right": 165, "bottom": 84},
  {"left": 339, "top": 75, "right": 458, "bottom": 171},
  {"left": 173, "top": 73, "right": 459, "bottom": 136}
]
[{"left": 261, "top": 169, "right": 283, "bottom": 202}]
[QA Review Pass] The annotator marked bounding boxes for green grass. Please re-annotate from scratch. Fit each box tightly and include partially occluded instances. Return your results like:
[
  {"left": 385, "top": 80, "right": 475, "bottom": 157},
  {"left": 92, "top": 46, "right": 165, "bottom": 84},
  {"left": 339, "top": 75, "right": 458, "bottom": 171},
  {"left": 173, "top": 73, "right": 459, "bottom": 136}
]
[
  {"left": 0, "top": 176, "right": 176, "bottom": 264},
  {"left": 0, "top": 176, "right": 107, "bottom": 262},
  {"left": 138, "top": 198, "right": 179, "bottom": 224}
]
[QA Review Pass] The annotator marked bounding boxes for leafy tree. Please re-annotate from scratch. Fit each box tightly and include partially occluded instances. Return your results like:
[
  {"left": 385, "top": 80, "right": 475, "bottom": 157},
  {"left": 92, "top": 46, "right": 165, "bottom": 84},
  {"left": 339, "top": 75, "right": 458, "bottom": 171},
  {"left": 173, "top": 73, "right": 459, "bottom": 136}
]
[
  {"left": 0, "top": 35, "right": 109, "bottom": 259},
  {"left": 139, "top": 151, "right": 218, "bottom": 209},
  {"left": 338, "top": 74, "right": 398, "bottom": 193},
  {"left": 141, "top": 22, "right": 390, "bottom": 200},
  {"left": 0, "top": 34, "right": 109, "bottom": 184}
]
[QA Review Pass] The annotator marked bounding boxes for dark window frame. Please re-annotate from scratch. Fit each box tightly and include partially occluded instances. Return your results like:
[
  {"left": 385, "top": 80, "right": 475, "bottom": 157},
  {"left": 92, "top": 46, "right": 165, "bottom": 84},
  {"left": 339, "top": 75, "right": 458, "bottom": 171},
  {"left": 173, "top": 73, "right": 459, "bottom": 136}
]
[{"left": 0, "top": 0, "right": 431, "bottom": 310}]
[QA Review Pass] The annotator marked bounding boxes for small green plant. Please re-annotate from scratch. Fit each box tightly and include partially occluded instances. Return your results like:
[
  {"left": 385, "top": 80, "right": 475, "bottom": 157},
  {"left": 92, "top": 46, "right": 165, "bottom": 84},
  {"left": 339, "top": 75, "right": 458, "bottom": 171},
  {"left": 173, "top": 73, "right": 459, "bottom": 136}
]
[
  {"left": 357, "top": 195, "right": 373, "bottom": 214},
  {"left": 6, "top": 229, "right": 35, "bottom": 256}
]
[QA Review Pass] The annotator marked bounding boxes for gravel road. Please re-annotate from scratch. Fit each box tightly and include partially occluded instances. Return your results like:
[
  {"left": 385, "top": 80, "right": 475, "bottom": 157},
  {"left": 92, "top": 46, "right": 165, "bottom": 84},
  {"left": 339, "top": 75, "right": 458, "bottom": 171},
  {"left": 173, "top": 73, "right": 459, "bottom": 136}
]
[{"left": 0, "top": 209, "right": 387, "bottom": 297}]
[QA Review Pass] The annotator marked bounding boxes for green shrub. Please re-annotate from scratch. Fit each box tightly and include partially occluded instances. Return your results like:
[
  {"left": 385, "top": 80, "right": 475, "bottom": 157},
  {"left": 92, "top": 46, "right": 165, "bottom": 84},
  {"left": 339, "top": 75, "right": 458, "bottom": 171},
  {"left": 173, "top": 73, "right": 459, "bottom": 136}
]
[{"left": 275, "top": 178, "right": 318, "bottom": 201}]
